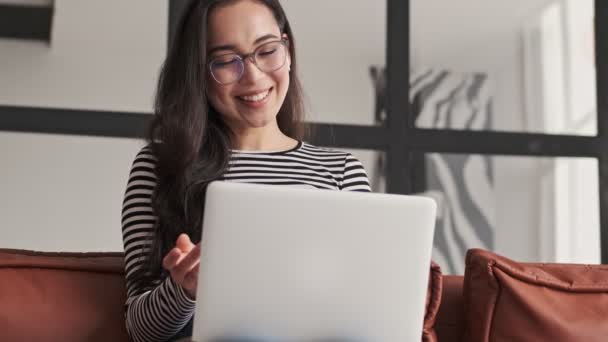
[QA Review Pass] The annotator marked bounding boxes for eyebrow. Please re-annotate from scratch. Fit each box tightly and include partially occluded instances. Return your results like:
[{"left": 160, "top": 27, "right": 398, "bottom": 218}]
[{"left": 208, "top": 33, "right": 279, "bottom": 55}]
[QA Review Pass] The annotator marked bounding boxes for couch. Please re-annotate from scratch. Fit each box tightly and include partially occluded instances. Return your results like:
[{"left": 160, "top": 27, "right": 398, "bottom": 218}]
[
  {"left": 1, "top": 248, "right": 606, "bottom": 342},
  {"left": 0, "top": 249, "right": 129, "bottom": 342}
]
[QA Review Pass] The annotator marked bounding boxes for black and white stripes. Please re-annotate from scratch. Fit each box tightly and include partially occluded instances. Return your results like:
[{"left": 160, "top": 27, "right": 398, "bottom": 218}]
[
  {"left": 121, "top": 142, "right": 371, "bottom": 342},
  {"left": 410, "top": 68, "right": 495, "bottom": 274},
  {"left": 410, "top": 68, "right": 492, "bottom": 131}
]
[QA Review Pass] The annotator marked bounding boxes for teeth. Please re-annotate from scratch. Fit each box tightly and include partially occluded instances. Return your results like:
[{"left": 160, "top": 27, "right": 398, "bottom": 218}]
[{"left": 239, "top": 89, "right": 270, "bottom": 102}]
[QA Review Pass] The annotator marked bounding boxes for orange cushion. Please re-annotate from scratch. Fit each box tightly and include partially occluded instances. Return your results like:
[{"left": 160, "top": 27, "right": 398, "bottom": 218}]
[
  {"left": 434, "top": 275, "right": 465, "bottom": 342},
  {"left": 0, "top": 249, "right": 130, "bottom": 342},
  {"left": 423, "top": 261, "right": 443, "bottom": 342},
  {"left": 463, "top": 248, "right": 608, "bottom": 342}
]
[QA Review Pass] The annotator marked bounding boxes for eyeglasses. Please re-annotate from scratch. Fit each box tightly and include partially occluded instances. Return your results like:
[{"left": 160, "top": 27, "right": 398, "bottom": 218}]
[{"left": 208, "top": 39, "right": 289, "bottom": 85}]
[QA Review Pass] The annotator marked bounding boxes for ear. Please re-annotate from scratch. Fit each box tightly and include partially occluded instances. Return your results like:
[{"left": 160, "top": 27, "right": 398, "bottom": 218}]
[{"left": 282, "top": 33, "right": 292, "bottom": 70}]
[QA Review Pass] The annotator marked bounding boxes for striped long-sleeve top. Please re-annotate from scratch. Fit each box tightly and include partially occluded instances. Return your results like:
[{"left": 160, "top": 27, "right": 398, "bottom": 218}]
[{"left": 121, "top": 141, "right": 371, "bottom": 342}]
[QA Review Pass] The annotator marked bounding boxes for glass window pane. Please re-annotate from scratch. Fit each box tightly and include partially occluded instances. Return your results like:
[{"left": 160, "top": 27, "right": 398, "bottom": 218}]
[
  {"left": 0, "top": 131, "right": 142, "bottom": 251},
  {"left": 410, "top": 0, "right": 596, "bottom": 136},
  {"left": 420, "top": 153, "right": 600, "bottom": 274},
  {"left": 282, "top": 0, "right": 386, "bottom": 126}
]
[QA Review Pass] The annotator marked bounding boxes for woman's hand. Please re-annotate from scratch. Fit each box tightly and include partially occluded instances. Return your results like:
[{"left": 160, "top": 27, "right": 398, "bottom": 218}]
[{"left": 162, "top": 233, "right": 201, "bottom": 299}]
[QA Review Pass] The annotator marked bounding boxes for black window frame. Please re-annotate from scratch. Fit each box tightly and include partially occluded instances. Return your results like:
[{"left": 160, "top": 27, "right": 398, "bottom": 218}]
[{"left": 0, "top": 4, "right": 53, "bottom": 42}]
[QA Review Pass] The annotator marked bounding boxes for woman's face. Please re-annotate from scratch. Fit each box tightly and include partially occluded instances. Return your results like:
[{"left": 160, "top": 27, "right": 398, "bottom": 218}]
[{"left": 206, "top": 0, "right": 291, "bottom": 134}]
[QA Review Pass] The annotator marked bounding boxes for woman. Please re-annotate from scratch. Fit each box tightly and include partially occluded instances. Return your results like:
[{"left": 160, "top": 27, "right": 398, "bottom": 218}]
[{"left": 121, "top": 0, "right": 371, "bottom": 341}]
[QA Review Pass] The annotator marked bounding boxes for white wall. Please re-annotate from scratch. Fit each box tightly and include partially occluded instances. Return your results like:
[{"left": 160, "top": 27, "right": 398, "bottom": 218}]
[
  {"left": 278, "top": 0, "right": 387, "bottom": 190},
  {"left": 288, "top": 0, "right": 566, "bottom": 263},
  {"left": 0, "top": 0, "right": 167, "bottom": 112},
  {"left": 286, "top": 0, "right": 558, "bottom": 264},
  {"left": 2, "top": 0, "right": 592, "bottom": 265},
  {"left": 411, "top": 0, "right": 562, "bottom": 262},
  {"left": 281, "top": 0, "right": 386, "bottom": 126},
  {"left": 0, "top": 0, "right": 166, "bottom": 251},
  {"left": 0, "top": 0, "right": 383, "bottom": 252},
  {"left": 281, "top": 0, "right": 387, "bottom": 184},
  {"left": 0, "top": 132, "right": 145, "bottom": 251}
]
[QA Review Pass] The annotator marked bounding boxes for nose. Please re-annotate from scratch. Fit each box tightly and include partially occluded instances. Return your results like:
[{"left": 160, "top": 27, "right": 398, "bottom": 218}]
[{"left": 239, "top": 57, "right": 264, "bottom": 84}]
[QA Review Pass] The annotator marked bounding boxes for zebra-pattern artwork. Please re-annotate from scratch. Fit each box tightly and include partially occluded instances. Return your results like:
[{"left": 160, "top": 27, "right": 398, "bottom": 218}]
[
  {"left": 369, "top": 67, "right": 495, "bottom": 274},
  {"left": 411, "top": 69, "right": 493, "bottom": 131}
]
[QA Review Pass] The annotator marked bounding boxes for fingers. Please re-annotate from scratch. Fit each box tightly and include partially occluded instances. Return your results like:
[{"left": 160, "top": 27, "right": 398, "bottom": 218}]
[
  {"left": 182, "top": 263, "right": 200, "bottom": 299},
  {"left": 162, "top": 247, "right": 184, "bottom": 270},
  {"left": 176, "top": 233, "right": 195, "bottom": 253},
  {"left": 163, "top": 234, "right": 202, "bottom": 293},
  {"left": 174, "top": 243, "right": 201, "bottom": 275},
  {"left": 183, "top": 263, "right": 200, "bottom": 288},
  {"left": 162, "top": 235, "right": 198, "bottom": 271},
  {"left": 166, "top": 244, "right": 201, "bottom": 283}
]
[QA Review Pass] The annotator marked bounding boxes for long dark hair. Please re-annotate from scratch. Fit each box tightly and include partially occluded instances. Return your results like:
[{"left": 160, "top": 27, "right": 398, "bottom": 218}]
[{"left": 141, "top": 0, "right": 307, "bottom": 283}]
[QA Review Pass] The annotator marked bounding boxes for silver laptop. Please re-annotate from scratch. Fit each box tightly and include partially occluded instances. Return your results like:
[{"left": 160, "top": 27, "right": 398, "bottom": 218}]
[{"left": 193, "top": 181, "right": 436, "bottom": 342}]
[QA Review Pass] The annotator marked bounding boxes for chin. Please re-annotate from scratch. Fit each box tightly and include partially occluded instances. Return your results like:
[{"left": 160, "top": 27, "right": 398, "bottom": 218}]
[
  {"left": 239, "top": 108, "right": 278, "bottom": 126},
  {"left": 245, "top": 116, "right": 276, "bottom": 128}
]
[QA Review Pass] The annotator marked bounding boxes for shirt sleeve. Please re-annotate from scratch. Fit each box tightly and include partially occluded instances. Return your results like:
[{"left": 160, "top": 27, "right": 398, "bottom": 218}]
[
  {"left": 121, "top": 146, "right": 196, "bottom": 342},
  {"left": 340, "top": 153, "right": 372, "bottom": 192}
]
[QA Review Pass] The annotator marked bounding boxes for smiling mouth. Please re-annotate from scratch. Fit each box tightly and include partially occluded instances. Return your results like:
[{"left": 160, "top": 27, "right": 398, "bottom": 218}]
[{"left": 237, "top": 87, "right": 272, "bottom": 103}]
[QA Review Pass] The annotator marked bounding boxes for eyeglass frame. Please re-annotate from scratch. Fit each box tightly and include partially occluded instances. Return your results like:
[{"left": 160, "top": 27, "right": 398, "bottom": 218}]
[{"left": 207, "top": 38, "right": 290, "bottom": 85}]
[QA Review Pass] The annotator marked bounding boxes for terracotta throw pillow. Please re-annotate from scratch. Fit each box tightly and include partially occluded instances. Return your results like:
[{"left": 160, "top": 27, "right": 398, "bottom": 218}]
[
  {"left": 423, "top": 261, "right": 443, "bottom": 342},
  {"left": 463, "top": 248, "right": 608, "bottom": 342}
]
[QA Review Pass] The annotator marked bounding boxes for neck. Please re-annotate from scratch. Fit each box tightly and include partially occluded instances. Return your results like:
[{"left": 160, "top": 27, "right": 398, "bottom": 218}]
[{"left": 230, "top": 121, "right": 296, "bottom": 152}]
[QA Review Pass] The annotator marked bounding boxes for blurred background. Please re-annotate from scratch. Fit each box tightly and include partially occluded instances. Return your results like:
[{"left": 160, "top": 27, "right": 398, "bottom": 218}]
[{"left": 0, "top": 0, "right": 601, "bottom": 274}]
